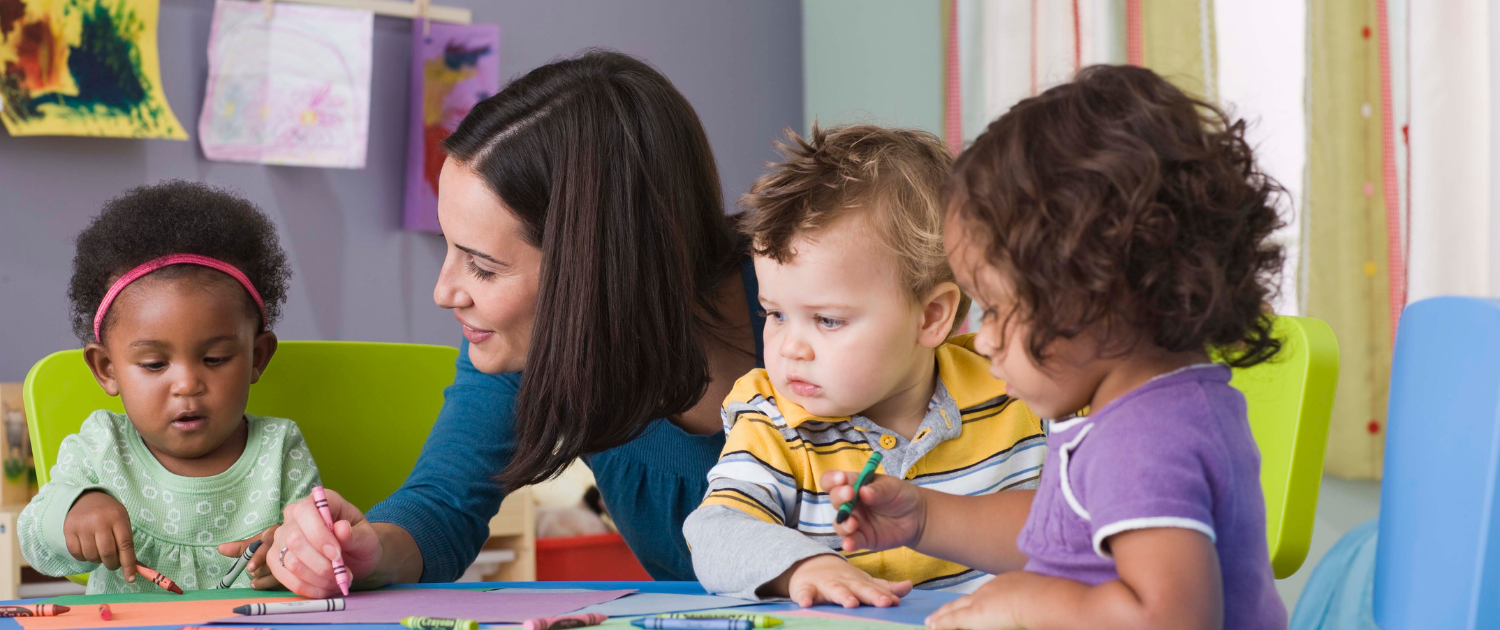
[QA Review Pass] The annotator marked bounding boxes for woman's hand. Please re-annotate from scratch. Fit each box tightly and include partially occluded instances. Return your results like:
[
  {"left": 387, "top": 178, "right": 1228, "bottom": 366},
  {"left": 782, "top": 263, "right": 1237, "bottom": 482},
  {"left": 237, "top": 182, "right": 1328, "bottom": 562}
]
[
  {"left": 267, "top": 488, "right": 383, "bottom": 598},
  {"left": 218, "top": 525, "right": 281, "bottom": 589},
  {"left": 64, "top": 490, "right": 138, "bottom": 582},
  {"left": 821, "top": 471, "right": 927, "bottom": 553}
]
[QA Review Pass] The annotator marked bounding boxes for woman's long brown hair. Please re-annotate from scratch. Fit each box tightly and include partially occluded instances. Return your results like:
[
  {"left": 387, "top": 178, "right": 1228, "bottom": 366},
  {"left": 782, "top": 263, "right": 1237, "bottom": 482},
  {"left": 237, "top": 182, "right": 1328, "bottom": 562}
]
[{"left": 443, "top": 50, "right": 745, "bottom": 489}]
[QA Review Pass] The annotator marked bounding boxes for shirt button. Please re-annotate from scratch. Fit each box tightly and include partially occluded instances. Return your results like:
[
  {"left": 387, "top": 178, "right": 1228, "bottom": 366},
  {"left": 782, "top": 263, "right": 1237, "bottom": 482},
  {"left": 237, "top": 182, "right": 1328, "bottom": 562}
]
[{"left": 879, "top": 434, "right": 898, "bottom": 449}]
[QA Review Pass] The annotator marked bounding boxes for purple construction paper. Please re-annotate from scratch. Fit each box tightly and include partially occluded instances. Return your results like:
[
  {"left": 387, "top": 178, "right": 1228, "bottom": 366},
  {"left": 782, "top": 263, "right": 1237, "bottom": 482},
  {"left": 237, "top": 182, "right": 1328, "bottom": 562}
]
[
  {"left": 211, "top": 588, "right": 634, "bottom": 624},
  {"left": 402, "top": 20, "right": 501, "bottom": 232}
]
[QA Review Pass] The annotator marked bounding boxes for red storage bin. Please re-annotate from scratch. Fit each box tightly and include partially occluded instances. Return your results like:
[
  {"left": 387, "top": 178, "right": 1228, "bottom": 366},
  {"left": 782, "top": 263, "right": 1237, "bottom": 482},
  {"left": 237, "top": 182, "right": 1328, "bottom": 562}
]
[{"left": 536, "top": 532, "right": 652, "bottom": 581}]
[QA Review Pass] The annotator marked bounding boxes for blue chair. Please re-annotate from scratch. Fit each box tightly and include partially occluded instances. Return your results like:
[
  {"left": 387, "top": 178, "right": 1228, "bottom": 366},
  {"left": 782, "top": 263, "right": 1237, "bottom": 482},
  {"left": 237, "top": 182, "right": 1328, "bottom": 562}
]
[{"left": 1372, "top": 297, "right": 1500, "bottom": 629}]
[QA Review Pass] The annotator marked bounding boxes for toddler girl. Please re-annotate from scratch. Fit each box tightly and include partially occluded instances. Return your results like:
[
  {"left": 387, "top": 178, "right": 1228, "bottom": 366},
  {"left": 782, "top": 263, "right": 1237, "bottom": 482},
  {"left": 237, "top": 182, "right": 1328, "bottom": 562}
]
[
  {"left": 20, "top": 181, "right": 321, "bottom": 593},
  {"left": 826, "top": 65, "right": 1288, "bottom": 629}
]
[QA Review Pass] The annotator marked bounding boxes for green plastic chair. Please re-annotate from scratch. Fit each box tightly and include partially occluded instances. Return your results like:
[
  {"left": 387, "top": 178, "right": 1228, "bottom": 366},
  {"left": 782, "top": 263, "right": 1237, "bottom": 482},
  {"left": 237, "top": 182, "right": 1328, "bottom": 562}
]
[
  {"left": 1223, "top": 316, "right": 1340, "bottom": 579},
  {"left": 22, "top": 341, "right": 458, "bottom": 514}
]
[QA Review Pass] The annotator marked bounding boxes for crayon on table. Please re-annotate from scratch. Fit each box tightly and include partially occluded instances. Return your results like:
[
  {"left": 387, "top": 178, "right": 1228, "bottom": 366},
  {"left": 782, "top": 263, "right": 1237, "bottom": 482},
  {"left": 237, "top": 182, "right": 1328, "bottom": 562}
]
[
  {"left": 233, "top": 599, "right": 345, "bottom": 615},
  {"left": 133, "top": 565, "right": 183, "bottom": 595},
  {"left": 219, "top": 538, "right": 263, "bottom": 588},
  {"left": 656, "top": 614, "right": 781, "bottom": 628},
  {"left": 835, "top": 451, "right": 884, "bottom": 524},
  {"left": 402, "top": 616, "right": 479, "bottom": 630},
  {"left": 630, "top": 619, "right": 752, "bottom": 630},
  {"left": 522, "top": 613, "right": 608, "bottom": 630},
  {"left": 312, "top": 486, "right": 352, "bottom": 596},
  {"left": 0, "top": 605, "right": 69, "bottom": 617},
  {"left": 98, "top": 605, "right": 111, "bottom": 621}
]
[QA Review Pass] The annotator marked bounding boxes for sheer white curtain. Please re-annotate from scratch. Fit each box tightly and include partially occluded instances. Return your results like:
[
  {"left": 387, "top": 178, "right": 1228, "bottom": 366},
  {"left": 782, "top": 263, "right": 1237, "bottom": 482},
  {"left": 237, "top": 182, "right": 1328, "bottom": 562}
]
[{"left": 1406, "top": 0, "right": 1497, "bottom": 302}]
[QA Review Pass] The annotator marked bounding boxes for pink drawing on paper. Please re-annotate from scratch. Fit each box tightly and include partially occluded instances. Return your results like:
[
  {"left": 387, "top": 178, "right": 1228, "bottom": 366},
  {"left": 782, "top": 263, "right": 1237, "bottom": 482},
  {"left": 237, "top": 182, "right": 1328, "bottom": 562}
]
[{"left": 198, "top": 0, "right": 373, "bottom": 168}]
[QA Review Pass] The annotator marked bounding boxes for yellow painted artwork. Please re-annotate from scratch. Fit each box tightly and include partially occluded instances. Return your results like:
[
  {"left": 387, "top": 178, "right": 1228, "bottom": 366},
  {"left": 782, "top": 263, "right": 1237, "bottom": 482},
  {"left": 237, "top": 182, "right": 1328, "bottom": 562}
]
[{"left": 0, "top": 0, "right": 187, "bottom": 138}]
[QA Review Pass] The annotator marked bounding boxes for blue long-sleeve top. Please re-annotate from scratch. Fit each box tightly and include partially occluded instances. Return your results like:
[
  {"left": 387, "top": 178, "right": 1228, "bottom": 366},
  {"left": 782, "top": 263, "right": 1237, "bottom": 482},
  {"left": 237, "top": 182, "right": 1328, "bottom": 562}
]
[{"left": 365, "top": 260, "right": 764, "bottom": 581}]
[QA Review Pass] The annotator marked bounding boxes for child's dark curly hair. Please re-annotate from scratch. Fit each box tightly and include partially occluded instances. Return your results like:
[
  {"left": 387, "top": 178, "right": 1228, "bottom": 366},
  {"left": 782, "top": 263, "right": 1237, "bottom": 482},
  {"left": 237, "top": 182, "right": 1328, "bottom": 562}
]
[
  {"left": 949, "top": 65, "right": 1285, "bottom": 368},
  {"left": 68, "top": 181, "right": 292, "bottom": 344}
]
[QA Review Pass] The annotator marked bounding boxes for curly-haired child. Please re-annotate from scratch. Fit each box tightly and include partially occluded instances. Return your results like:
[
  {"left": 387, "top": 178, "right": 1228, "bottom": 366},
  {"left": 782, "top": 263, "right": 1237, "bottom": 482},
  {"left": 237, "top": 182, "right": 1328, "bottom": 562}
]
[
  {"left": 823, "top": 66, "right": 1289, "bottom": 629},
  {"left": 19, "top": 181, "right": 321, "bottom": 594}
]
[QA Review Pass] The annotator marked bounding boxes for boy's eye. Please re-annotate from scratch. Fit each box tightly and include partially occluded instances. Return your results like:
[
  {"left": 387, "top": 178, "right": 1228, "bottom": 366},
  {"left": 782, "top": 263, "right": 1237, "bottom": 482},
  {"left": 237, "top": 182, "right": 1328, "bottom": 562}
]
[
  {"left": 466, "top": 260, "right": 497, "bottom": 281},
  {"left": 816, "top": 316, "right": 845, "bottom": 330},
  {"left": 139, "top": 361, "right": 167, "bottom": 371},
  {"left": 204, "top": 356, "right": 231, "bottom": 366}
]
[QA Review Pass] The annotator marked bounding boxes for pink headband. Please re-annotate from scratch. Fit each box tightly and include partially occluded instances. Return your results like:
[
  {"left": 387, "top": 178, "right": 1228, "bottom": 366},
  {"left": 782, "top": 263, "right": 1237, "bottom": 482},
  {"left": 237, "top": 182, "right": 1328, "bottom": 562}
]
[{"left": 93, "top": 253, "right": 266, "bottom": 342}]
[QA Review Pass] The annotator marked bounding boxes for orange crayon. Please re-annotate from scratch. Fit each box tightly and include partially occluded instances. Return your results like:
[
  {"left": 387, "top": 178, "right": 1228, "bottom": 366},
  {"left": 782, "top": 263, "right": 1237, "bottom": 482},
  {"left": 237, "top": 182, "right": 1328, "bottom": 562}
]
[
  {"left": 135, "top": 564, "right": 184, "bottom": 594},
  {"left": 0, "top": 605, "right": 70, "bottom": 617}
]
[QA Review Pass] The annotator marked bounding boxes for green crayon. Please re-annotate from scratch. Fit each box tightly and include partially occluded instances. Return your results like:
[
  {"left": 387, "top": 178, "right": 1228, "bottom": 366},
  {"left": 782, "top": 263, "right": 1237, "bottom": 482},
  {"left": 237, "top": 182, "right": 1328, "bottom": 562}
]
[
  {"left": 402, "top": 617, "right": 478, "bottom": 630},
  {"left": 835, "top": 451, "right": 884, "bottom": 524}
]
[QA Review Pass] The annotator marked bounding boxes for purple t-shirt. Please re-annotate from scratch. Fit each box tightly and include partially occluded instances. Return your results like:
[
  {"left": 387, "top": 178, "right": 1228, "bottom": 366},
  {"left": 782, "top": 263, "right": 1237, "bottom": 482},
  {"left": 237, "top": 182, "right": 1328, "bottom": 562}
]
[{"left": 1016, "top": 364, "right": 1286, "bottom": 630}]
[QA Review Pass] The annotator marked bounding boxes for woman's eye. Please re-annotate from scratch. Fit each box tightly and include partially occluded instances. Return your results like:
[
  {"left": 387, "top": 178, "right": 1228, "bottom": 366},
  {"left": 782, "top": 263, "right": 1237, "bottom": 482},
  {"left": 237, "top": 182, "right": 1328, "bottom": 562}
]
[
  {"left": 466, "top": 260, "right": 497, "bottom": 281},
  {"left": 817, "top": 316, "right": 845, "bottom": 330}
]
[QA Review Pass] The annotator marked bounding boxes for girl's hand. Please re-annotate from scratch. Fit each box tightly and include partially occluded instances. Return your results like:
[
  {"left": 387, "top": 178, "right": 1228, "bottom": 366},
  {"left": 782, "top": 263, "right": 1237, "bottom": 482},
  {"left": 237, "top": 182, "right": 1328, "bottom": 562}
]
[
  {"left": 267, "top": 488, "right": 383, "bottom": 598},
  {"left": 924, "top": 573, "right": 1027, "bottom": 630},
  {"left": 820, "top": 470, "right": 927, "bottom": 553},
  {"left": 218, "top": 525, "right": 282, "bottom": 589},
  {"left": 63, "top": 490, "right": 139, "bottom": 582},
  {"left": 775, "top": 555, "right": 912, "bottom": 608}
]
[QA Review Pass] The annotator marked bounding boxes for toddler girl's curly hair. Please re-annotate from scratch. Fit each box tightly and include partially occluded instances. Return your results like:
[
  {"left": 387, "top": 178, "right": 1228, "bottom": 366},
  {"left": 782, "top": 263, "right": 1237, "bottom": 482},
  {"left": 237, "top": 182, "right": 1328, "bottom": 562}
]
[
  {"left": 69, "top": 181, "right": 291, "bottom": 344},
  {"left": 949, "top": 65, "right": 1285, "bottom": 367}
]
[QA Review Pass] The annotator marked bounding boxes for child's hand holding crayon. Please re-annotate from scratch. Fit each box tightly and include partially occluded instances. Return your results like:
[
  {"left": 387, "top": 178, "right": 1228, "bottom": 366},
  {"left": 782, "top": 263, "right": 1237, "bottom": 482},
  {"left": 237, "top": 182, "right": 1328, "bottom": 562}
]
[
  {"left": 64, "top": 490, "right": 139, "bottom": 581},
  {"left": 821, "top": 470, "right": 926, "bottom": 553}
]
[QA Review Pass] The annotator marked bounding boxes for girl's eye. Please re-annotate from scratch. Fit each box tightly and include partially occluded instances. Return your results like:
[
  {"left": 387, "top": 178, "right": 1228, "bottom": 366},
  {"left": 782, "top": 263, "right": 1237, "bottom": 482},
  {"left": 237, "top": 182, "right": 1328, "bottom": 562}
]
[
  {"left": 204, "top": 356, "right": 231, "bottom": 366},
  {"left": 139, "top": 362, "right": 166, "bottom": 371},
  {"left": 466, "top": 260, "right": 497, "bottom": 281},
  {"left": 816, "top": 316, "right": 845, "bottom": 330},
  {"left": 765, "top": 310, "right": 785, "bottom": 323},
  {"left": 981, "top": 308, "right": 999, "bottom": 322}
]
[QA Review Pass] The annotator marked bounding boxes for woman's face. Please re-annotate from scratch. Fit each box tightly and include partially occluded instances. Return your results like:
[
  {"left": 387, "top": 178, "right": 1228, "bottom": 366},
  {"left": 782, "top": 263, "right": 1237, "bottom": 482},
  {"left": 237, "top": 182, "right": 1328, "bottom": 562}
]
[{"left": 433, "top": 158, "right": 543, "bottom": 374}]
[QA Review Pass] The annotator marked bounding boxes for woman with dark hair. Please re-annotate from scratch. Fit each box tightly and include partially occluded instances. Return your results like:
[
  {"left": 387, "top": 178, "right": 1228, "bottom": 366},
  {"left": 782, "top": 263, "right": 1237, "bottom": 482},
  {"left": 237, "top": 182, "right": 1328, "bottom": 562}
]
[{"left": 247, "top": 50, "right": 765, "bottom": 596}]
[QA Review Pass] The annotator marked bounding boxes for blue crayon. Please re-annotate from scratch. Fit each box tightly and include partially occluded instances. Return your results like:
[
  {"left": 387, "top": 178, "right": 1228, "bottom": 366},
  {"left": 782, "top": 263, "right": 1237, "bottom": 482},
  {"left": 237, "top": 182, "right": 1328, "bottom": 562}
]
[{"left": 630, "top": 619, "right": 752, "bottom": 630}]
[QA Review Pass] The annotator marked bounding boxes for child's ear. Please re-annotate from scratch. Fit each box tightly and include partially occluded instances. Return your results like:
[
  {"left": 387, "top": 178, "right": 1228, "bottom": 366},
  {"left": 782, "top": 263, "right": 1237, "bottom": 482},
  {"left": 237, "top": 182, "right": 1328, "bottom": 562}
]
[
  {"left": 83, "top": 343, "right": 121, "bottom": 397},
  {"left": 250, "top": 332, "right": 279, "bottom": 384},
  {"left": 917, "top": 282, "right": 964, "bottom": 349}
]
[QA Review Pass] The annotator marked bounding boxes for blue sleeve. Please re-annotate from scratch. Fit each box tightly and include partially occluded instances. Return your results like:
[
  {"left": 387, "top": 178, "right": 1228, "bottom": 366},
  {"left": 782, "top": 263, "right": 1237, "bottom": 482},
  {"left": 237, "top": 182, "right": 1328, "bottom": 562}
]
[{"left": 366, "top": 340, "right": 517, "bottom": 582}]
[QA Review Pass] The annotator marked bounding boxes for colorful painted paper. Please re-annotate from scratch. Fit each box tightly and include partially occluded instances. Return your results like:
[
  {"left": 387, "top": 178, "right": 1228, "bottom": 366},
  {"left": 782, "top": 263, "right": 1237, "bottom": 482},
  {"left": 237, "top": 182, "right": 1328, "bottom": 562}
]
[
  {"left": 198, "top": 0, "right": 373, "bottom": 168},
  {"left": 213, "top": 587, "right": 636, "bottom": 624},
  {"left": 0, "top": 0, "right": 186, "bottom": 138},
  {"left": 402, "top": 20, "right": 500, "bottom": 232}
]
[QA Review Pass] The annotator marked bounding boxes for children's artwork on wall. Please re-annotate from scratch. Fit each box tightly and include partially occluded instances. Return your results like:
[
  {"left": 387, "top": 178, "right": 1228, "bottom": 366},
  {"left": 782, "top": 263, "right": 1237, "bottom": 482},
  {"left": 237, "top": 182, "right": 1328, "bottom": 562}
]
[
  {"left": 402, "top": 20, "right": 499, "bottom": 232},
  {"left": 198, "top": 0, "right": 373, "bottom": 168},
  {"left": 0, "top": 0, "right": 187, "bottom": 138}
]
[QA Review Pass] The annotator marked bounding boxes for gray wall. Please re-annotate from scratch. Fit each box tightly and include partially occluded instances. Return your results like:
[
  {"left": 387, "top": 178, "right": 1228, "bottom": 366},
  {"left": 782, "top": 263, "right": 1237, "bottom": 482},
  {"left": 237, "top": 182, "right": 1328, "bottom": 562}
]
[{"left": 0, "top": 0, "right": 803, "bottom": 381}]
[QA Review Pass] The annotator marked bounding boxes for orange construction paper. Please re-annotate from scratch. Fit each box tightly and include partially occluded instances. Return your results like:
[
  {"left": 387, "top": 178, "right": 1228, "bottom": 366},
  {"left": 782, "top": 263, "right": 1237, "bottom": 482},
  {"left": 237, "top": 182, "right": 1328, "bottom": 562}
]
[{"left": 14, "top": 596, "right": 303, "bottom": 630}]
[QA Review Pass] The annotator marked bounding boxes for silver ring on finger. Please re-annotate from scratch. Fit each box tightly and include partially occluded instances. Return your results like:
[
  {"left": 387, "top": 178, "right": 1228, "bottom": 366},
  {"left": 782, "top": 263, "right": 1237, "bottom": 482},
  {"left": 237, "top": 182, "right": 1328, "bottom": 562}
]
[{"left": 279, "top": 545, "right": 288, "bottom": 568}]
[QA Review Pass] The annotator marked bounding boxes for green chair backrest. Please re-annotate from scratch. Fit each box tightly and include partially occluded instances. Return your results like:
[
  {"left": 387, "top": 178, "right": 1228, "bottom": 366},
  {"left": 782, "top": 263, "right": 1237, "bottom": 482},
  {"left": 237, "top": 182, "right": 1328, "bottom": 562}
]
[
  {"left": 22, "top": 341, "right": 458, "bottom": 513},
  {"left": 1224, "top": 316, "right": 1339, "bottom": 579}
]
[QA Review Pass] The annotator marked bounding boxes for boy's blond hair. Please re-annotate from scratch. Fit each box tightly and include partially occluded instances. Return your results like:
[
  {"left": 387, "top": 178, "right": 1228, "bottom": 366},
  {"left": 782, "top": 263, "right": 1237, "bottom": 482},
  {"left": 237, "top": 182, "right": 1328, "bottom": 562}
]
[{"left": 739, "top": 124, "right": 968, "bottom": 329}]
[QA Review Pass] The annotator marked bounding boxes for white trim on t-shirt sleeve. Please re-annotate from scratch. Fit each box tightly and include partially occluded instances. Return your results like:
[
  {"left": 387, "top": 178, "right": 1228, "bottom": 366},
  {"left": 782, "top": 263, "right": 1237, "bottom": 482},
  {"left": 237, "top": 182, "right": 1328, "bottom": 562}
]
[
  {"left": 1092, "top": 517, "right": 1217, "bottom": 559},
  {"left": 1057, "top": 424, "right": 1094, "bottom": 521}
]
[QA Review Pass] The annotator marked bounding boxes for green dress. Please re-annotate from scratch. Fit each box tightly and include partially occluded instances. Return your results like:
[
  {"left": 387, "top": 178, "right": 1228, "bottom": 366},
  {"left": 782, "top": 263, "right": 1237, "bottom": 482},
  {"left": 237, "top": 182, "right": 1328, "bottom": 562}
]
[{"left": 19, "top": 411, "right": 321, "bottom": 593}]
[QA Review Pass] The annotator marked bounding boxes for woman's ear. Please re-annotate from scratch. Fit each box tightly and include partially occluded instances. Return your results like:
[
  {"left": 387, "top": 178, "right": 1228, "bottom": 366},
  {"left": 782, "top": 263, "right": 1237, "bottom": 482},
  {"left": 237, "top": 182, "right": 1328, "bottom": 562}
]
[
  {"left": 917, "top": 282, "right": 964, "bottom": 349},
  {"left": 250, "top": 332, "right": 279, "bottom": 384},
  {"left": 83, "top": 343, "right": 121, "bottom": 397}
]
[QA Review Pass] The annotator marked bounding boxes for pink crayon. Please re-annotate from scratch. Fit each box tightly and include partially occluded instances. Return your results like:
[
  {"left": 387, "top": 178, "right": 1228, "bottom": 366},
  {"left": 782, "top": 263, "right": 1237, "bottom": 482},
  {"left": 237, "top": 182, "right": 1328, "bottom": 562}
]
[
  {"left": 311, "top": 486, "right": 352, "bottom": 596},
  {"left": 524, "top": 613, "right": 608, "bottom": 630}
]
